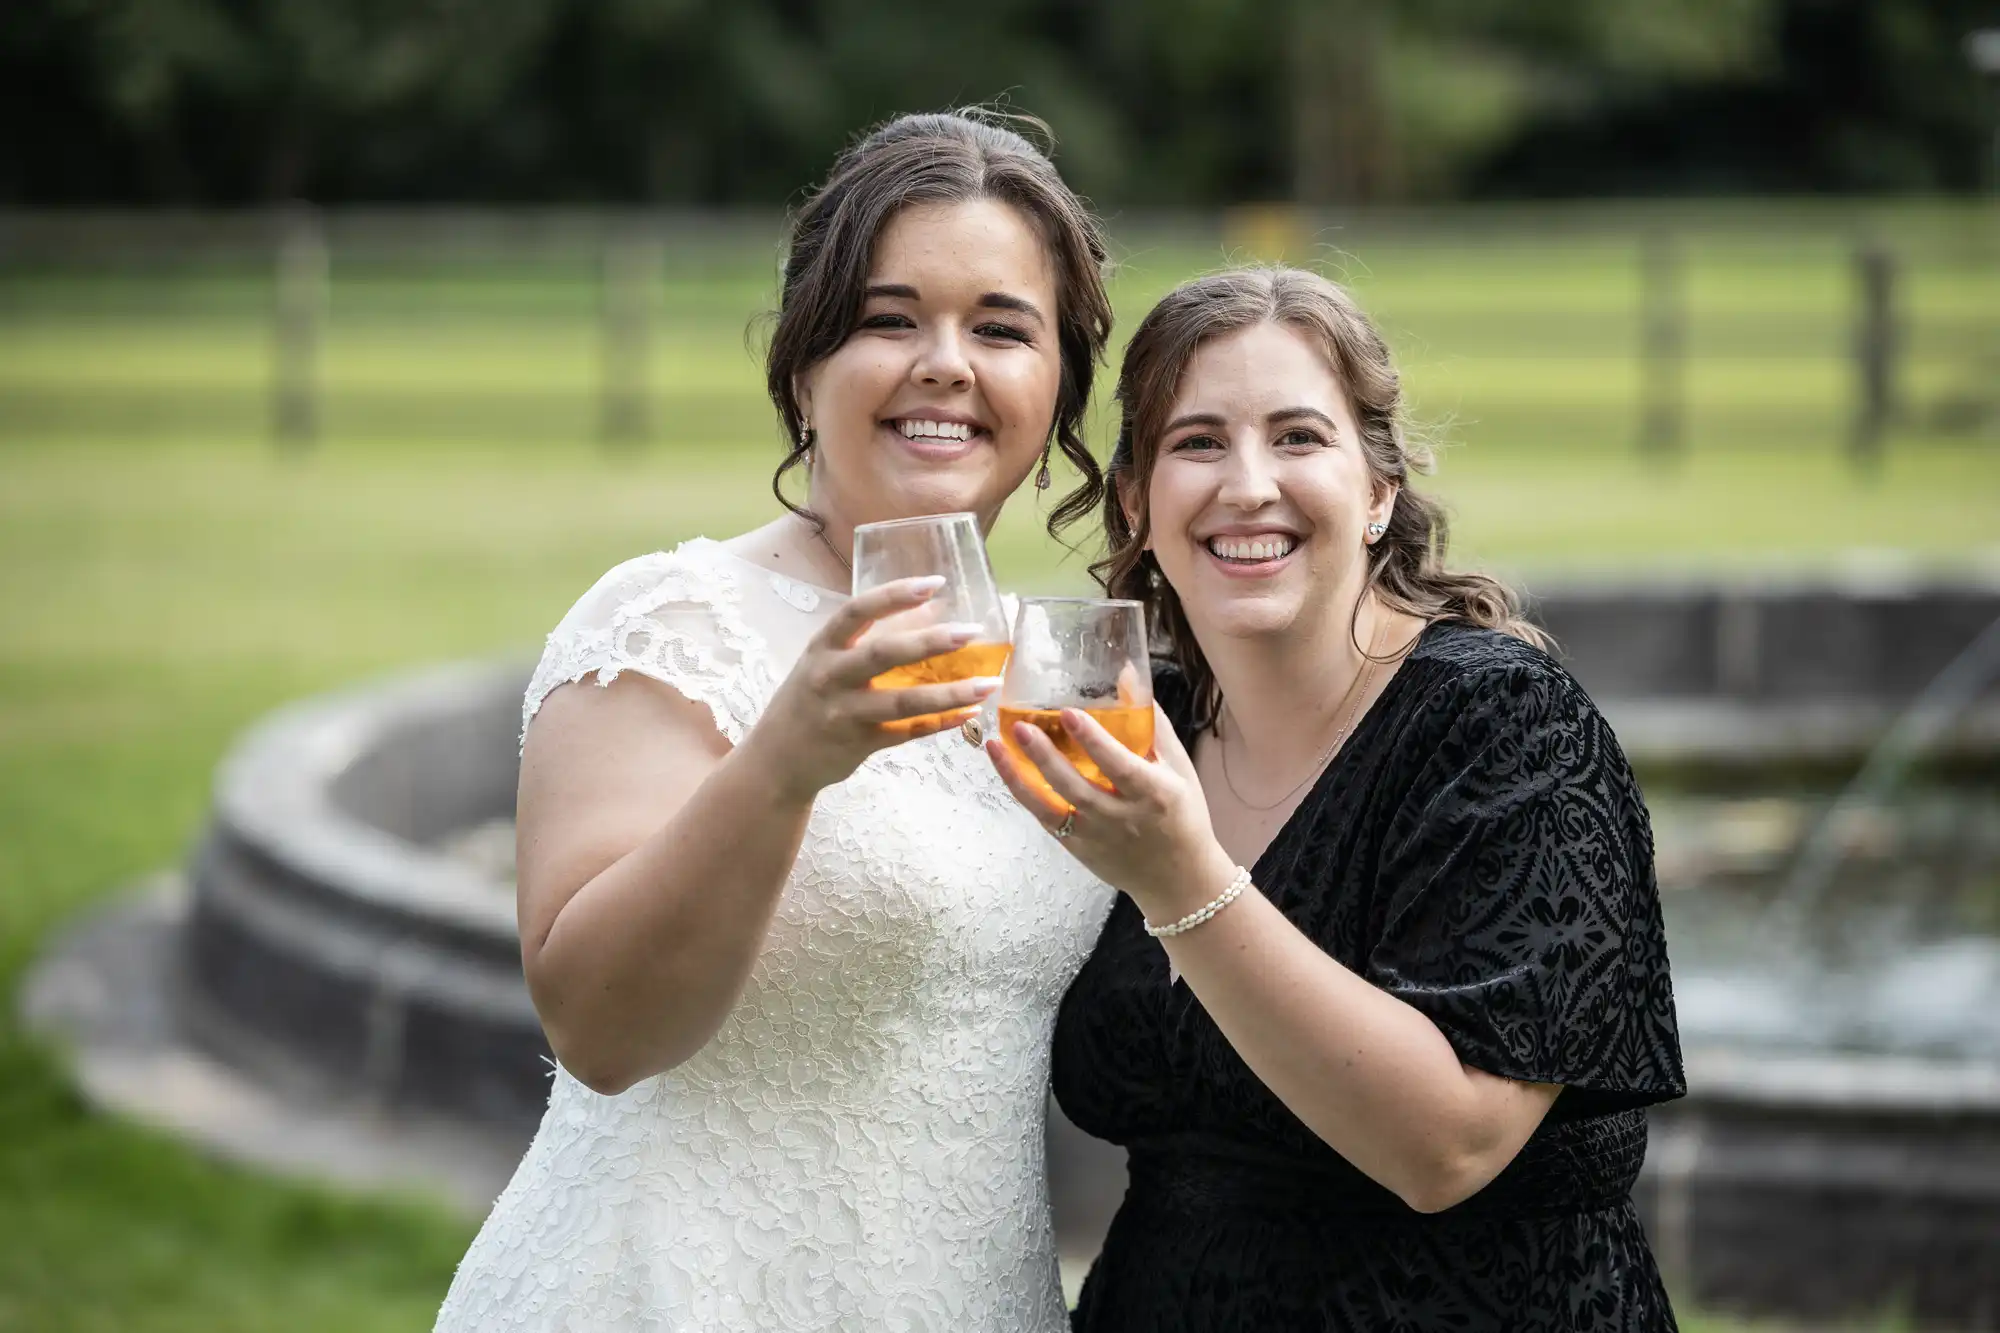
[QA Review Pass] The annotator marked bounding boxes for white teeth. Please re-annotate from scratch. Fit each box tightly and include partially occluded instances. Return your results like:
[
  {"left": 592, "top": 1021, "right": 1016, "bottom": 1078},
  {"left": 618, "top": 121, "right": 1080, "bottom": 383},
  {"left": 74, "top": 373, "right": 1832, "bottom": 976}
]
[
  {"left": 1206, "top": 535, "right": 1297, "bottom": 562},
  {"left": 898, "top": 419, "right": 973, "bottom": 441}
]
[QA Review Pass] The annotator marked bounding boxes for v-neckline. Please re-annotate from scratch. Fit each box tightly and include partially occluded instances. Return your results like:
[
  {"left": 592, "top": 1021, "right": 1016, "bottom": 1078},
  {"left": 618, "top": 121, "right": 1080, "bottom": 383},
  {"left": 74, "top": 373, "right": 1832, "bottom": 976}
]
[
  {"left": 1214, "top": 621, "right": 1440, "bottom": 882},
  {"left": 1162, "top": 621, "right": 1442, "bottom": 986}
]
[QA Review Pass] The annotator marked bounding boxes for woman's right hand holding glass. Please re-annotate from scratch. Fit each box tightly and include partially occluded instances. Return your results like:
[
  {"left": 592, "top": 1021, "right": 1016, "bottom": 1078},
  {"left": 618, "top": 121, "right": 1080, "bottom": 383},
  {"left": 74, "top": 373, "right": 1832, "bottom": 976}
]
[{"left": 744, "top": 575, "right": 1002, "bottom": 803}]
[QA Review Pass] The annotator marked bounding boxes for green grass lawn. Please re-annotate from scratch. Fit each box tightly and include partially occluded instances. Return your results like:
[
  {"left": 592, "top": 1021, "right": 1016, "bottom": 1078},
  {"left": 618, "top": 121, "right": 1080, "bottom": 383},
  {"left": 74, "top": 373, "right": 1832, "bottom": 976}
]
[{"left": 2, "top": 201, "right": 1995, "bottom": 1330}]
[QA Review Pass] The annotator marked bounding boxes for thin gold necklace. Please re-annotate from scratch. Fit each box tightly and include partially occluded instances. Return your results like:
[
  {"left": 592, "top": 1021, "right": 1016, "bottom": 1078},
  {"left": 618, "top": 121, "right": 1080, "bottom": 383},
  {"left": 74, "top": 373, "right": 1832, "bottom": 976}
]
[{"left": 1216, "top": 613, "right": 1387, "bottom": 813}]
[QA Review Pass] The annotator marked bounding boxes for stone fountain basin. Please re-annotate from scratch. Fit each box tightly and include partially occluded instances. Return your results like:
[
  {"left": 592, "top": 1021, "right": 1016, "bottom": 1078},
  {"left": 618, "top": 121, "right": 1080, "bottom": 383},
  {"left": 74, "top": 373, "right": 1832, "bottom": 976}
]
[
  {"left": 32, "top": 574, "right": 2000, "bottom": 1328},
  {"left": 182, "top": 576, "right": 2000, "bottom": 1123},
  {"left": 183, "top": 658, "right": 548, "bottom": 1128}
]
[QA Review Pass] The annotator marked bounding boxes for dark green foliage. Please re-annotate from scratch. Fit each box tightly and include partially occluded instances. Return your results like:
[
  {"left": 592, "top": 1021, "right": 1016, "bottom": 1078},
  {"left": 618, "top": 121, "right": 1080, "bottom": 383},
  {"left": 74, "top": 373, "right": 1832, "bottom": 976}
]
[
  {"left": 1471, "top": 0, "right": 1999, "bottom": 195},
  {"left": 1, "top": 0, "right": 1991, "bottom": 205}
]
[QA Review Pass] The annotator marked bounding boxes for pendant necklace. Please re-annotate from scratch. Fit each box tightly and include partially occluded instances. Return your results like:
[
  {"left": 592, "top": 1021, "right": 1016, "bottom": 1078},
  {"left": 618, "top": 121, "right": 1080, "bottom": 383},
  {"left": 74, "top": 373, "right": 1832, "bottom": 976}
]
[{"left": 1216, "top": 611, "right": 1388, "bottom": 813}]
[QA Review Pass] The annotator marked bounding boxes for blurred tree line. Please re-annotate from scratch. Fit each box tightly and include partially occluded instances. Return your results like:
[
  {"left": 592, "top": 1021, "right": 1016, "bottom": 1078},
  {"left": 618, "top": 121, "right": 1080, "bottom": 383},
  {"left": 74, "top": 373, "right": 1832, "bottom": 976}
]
[{"left": 1, "top": 0, "right": 1991, "bottom": 207}]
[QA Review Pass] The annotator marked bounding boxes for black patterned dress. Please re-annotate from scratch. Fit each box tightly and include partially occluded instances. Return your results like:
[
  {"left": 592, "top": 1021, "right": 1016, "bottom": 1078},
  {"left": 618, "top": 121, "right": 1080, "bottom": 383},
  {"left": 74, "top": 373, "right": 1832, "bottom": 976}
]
[{"left": 1053, "top": 623, "right": 1686, "bottom": 1333}]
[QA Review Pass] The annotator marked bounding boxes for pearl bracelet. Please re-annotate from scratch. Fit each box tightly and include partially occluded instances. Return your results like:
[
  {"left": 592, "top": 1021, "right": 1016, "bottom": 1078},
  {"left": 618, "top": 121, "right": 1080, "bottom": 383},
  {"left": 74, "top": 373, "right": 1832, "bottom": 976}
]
[{"left": 1143, "top": 865, "right": 1254, "bottom": 938}]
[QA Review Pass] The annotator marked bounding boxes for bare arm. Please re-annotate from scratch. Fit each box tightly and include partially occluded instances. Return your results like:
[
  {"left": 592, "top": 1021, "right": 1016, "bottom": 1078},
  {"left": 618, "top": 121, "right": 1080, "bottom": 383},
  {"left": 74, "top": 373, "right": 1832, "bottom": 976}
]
[
  {"left": 520, "top": 578, "right": 1001, "bottom": 1095},
  {"left": 989, "top": 713, "right": 1558, "bottom": 1214},
  {"left": 1144, "top": 842, "right": 1556, "bottom": 1212},
  {"left": 516, "top": 679, "right": 810, "bottom": 1094}
]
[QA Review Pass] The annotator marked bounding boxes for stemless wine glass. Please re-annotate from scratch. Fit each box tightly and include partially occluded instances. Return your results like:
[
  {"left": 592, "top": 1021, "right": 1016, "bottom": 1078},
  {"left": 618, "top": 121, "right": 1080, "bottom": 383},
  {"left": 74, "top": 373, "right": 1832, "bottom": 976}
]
[
  {"left": 999, "top": 598, "right": 1154, "bottom": 805},
  {"left": 851, "top": 513, "right": 1012, "bottom": 731}
]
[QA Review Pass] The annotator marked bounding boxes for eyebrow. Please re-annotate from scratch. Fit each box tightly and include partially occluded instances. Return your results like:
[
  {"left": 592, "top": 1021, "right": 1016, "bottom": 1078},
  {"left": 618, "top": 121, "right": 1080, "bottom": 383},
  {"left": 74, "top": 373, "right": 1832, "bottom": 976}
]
[
  {"left": 1162, "top": 407, "right": 1341, "bottom": 434},
  {"left": 1267, "top": 406, "right": 1340, "bottom": 433},
  {"left": 976, "top": 291, "right": 1046, "bottom": 325},
  {"left": 863, "top": 283, "right": 1047, "bottom": 327}
]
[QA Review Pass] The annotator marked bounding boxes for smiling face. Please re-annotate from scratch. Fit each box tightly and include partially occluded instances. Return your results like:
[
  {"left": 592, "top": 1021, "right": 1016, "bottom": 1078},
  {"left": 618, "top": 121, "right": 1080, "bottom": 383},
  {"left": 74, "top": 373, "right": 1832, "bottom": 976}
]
[
  {"left": 1140, "top": 320, "right": 1396, "bottom": 646},
  {"left": 796, "top": 198, "right": 1063, "bottom": 531}
]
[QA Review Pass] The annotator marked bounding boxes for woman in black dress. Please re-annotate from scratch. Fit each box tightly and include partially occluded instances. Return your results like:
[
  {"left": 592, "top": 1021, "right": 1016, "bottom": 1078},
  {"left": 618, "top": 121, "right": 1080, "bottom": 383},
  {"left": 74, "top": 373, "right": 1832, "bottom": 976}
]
[{"left": 985, "top": 267, "right": 1685, "bottom": 1331}]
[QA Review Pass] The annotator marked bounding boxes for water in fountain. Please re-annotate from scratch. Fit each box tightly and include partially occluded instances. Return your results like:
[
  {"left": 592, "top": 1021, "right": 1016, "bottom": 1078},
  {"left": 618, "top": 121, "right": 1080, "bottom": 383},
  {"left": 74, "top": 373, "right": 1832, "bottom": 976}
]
[{"left": 1666, "top": 613, "right": 2000, "bottom": 1062}]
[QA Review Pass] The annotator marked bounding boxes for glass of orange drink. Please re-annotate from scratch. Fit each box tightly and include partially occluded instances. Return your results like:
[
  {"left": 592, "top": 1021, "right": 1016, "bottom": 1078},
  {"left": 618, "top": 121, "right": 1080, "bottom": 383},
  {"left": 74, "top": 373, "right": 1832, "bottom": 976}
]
[
  {"left": 998, "top": 598, "right": 1154, "bottom": 807},
  {"left": 852, "top": 513, "right": 1012, "bottom": 733}
]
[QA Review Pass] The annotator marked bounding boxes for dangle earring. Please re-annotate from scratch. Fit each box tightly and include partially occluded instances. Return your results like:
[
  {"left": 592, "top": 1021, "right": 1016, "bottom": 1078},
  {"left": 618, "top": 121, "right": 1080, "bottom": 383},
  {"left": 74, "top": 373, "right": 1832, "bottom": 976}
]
[
  {"left": 798, "top": 419, "right": 815, "bottom": 459},
  {"left": 1365, "top": 521, "right": 1387, "bottom": 543},
  {"left": 1035, "top": 446, "right": 1052, "bottom": 491}
]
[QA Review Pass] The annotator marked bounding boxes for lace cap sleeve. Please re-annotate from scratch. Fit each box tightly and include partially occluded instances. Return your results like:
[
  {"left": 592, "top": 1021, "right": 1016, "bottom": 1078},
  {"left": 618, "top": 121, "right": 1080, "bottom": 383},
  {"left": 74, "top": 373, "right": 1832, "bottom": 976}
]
[
  {"left": 1369, "top": 663, "right": 1684, "bottom": 1113},
  {"left": 521, "top": 545, "right": 771, "bottom": 749}
]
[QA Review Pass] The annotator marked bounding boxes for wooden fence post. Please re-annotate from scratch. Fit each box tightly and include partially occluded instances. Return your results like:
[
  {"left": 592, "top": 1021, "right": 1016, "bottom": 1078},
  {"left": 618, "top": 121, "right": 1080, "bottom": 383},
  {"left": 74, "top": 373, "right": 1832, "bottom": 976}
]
[
  {"left": 1639, "top": 230, "right": 1686, "bottom": 462},
  {"left": 271, "top": 209, "right": 326, "bottom": 451},
  {"left": 1850, "top": 244, "right": 1898, "bottom": 469},
  {"left": 599, "top": 224, "right": 657, "bottom": 447}
]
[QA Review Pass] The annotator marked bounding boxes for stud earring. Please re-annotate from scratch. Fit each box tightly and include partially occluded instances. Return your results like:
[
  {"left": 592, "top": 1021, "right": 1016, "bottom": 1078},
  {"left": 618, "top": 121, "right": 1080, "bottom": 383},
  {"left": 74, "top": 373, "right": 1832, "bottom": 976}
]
[
  {"left": 1035, "top": 446, "right": 1052, "bottom": 491},
  {"left": 1366, "top": 521, "right": 1387, "bottom": 541}
]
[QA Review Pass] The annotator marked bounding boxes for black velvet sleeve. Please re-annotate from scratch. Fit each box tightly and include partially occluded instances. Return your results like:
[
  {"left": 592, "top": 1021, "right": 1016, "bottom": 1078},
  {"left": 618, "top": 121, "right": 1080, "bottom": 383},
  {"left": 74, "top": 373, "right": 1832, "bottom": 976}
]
[{"left": 1368, "top": 663, "right": 1684, "bottom": 1112}]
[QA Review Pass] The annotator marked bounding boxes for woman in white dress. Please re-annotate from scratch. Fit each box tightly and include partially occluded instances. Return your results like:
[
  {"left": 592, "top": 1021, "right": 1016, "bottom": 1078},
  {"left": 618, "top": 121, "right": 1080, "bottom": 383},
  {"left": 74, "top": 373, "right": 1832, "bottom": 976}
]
[{"left": 432, "top": 110, "right": 1118, "bottom": 1332}]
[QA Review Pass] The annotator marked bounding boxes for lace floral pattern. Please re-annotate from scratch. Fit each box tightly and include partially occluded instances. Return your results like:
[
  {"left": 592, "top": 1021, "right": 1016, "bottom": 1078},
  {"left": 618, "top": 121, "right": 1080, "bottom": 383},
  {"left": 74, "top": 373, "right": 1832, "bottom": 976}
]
[
  {"left": 522, "top": 549, "right": 771, "bottom": 746},
  {"left": 441, "top": 540, "right": 1116, "bottom": 1332}
]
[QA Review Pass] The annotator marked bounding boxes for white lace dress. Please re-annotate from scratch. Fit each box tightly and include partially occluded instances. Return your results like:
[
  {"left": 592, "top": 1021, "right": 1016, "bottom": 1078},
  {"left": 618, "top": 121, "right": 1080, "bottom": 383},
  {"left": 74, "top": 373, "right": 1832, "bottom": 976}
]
[{"left": 433, "top": 538, "right": 1116, "bottom": 1333}]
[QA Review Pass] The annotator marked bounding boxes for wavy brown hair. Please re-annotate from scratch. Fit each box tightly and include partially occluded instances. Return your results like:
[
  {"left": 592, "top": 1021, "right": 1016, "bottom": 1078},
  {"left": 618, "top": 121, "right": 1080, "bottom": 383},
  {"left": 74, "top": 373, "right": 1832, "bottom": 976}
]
[
  {"left": 765, "top": 108, "right": 1114, "bottom": 538},
  {"left": 1091, "top": 266, "right": 1545, "bottom": 731}
]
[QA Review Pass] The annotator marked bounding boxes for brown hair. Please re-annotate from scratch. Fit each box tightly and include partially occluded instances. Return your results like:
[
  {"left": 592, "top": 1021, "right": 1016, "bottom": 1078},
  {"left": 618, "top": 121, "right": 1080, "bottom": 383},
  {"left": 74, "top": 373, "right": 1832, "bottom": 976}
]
[
  {"left": 765, "top": 108, "right": 1114, "bottom": 537},
  {"left": 1092, "top": 266, "right": 1545, "bottom": 731}
]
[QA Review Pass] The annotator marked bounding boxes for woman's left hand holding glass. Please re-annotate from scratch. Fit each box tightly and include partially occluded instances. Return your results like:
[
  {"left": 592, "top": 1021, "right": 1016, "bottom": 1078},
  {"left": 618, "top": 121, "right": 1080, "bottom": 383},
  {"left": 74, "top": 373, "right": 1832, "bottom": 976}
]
[
  {"left": 991, "top": 684, "right": 1566, "bottom": 1216},
  {"left": 985, "top": 707, "right": 1237, "bottom": 921}
]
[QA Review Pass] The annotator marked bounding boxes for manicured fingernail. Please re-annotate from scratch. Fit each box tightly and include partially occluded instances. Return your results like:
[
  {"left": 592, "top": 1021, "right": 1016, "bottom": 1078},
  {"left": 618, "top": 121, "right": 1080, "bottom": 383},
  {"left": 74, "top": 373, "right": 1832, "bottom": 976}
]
[
  {"left": 948, "top": 622, "right": 987, "bottom": 640},
  {"left": 971, "top": 676, "right": 1004, "bottom": 695},
  {"left": 912, "top": 575, "right": 947, "bottom": 591}
]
